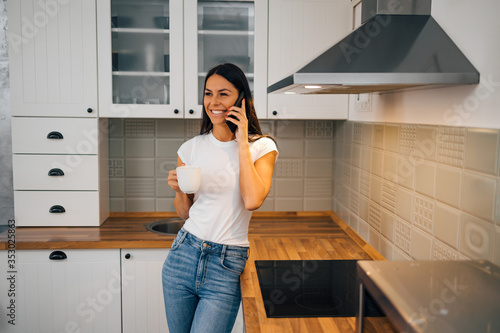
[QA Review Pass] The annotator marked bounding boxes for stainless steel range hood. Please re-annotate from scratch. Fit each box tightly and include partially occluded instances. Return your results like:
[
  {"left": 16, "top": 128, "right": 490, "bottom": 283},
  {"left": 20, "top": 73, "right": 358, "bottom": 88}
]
[{"left": 267, "top": 0, "right": 480, "bottom": 95}]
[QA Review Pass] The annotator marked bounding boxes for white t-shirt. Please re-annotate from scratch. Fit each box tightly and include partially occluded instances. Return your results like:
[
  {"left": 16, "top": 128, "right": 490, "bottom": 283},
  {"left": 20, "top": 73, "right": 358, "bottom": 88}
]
[{"left": 177, "top": 132, "right": 278, "bottom": 246}]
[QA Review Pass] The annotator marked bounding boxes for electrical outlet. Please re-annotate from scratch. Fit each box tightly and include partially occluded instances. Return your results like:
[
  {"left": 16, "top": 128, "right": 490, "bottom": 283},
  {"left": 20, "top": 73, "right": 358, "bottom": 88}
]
[{"left": 354, "top": 94, "right": 372, "bottom": 112}]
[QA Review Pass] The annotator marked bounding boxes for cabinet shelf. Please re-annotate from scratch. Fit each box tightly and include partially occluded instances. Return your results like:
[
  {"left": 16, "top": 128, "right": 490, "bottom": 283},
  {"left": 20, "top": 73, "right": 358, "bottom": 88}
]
[
  {"left": 112, "top": 27, "right": 169, "bottom": 34},
  {"left": 197, "top": 72, "right": 254, "bottom": 78},
  {"left": 113, "top": 71, "right": 170, "bottom": 76},
  {"left": 198, "top": 30, "right": 254, "bottom": 36}
]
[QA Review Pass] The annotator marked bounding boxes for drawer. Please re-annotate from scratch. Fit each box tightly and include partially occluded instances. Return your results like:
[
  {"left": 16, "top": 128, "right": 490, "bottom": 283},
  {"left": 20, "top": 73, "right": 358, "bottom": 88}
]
[
  {"left": 11, "top": 117, "right": 99, "bottom": 154},
  {"left": 12, "top": 155, "right": 99, "bottom": 190},
  {"left": 14, "top": 191, "right": 102, "bottom": 227}
]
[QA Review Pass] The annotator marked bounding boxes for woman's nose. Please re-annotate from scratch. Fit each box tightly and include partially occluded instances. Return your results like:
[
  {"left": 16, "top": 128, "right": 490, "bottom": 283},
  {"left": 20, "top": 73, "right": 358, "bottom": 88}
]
[{"left": 210, "top": 95, "right": 221, "bottom": 106}]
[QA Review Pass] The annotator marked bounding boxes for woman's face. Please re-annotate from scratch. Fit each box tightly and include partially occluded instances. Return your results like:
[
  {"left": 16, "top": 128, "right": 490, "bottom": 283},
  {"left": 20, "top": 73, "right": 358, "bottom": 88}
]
[{"left": 204, "top": 74, "right": 240, "bottom": 127}]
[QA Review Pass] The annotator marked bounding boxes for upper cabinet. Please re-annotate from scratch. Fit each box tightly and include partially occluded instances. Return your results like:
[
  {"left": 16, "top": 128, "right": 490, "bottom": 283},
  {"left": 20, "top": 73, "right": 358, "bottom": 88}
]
[
  {"left": 8, "top": 0, "right": 98, "bottom": 117},
  {"left": 97, "top": 0, "right": 184, "bottom": 118},
  {"left": 97, "top": 0, "right": 268, "bottom": 119},
  {"left": 267, "top": 0, "right": 351, "bottom": 119},
  {"left": 184, "top": 0, "right": 268, "bottom": 120}
]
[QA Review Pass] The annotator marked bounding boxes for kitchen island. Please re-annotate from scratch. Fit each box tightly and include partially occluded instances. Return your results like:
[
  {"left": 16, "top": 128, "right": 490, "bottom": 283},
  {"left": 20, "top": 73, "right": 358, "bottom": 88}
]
[{"left": 0, "top": 211, "right": 394, "bottom": 332}]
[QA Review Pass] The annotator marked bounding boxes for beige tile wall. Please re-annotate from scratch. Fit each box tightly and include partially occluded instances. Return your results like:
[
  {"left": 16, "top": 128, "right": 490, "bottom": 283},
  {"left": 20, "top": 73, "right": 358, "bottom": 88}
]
[
  {"left": 333, "top": 121, "right": 500, "bottom": 265},
  {"left": 108, "top": 119, "right": 335, "bottom": 213}
]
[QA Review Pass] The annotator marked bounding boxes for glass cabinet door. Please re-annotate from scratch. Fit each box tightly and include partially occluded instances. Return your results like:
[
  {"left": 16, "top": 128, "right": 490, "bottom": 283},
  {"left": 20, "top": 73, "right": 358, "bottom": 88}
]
[
  {"left": 184, "top": 0, "right": 267, "bottom": 119},
  {"left": 98, "top": 0, "right": 184, "bottom": 118}
]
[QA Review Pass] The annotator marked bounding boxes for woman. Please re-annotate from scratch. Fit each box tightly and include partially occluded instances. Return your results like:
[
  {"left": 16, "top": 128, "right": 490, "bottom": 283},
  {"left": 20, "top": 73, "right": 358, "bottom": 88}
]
[{"left": 162, "top": 63, "right": 278, "bottom": 333}]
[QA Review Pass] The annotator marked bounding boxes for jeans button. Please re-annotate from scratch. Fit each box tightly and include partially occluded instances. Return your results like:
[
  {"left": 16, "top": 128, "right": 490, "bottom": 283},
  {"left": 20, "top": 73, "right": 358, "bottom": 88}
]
[{"left": 203, "top": 243, "right": 207, "bottom": 248}]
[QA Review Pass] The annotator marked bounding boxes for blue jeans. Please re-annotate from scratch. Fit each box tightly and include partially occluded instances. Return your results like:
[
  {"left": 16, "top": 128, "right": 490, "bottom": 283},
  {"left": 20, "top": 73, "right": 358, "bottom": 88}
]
[{"left": 162, "top": 228, "right": 249, "bottom": 333}]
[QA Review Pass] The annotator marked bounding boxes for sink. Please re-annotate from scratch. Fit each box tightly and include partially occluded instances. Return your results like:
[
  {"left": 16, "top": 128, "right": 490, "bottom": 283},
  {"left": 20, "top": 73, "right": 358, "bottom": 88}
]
[{"left": 146, "top": 218, "right": 184, "bottom": 235}]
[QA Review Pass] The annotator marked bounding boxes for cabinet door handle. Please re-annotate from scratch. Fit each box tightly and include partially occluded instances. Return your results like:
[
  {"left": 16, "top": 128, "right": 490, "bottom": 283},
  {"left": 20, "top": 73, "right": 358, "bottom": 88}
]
[
  {"left": 189, "top": 109, "right": 194, "bottom": 114},
  {"left": 174, "top": 109, "right": 179, "bottom": 114},
  {"left": 49, "top": 250, "right": 67, "bottom": 260},
  {"left": 87, "top": 108, "right": 93, "bottom": 113},
  {"left": 124, "top": 253, "right": 131, "bottom": 259},
  {"left": 272, "top": 110, "right": 278, "bottom": 116},
  {"left": 48, "top": 168, "right": 65, "bottom": 176},
  {"left": 47, "top": 131, "right": 64, "bottom": 139},
  {"left": 49, "top": 205, "right": 66, "bottom": 213}
]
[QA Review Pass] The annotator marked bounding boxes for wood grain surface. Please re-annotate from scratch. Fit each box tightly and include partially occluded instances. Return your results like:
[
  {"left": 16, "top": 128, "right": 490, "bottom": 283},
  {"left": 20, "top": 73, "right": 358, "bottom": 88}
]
[
  {"left": 242, "top": 212, "right": 394, "bottom": 333},
  {"left": 0, "top": 211, "right": 395, "bottom": 332}
]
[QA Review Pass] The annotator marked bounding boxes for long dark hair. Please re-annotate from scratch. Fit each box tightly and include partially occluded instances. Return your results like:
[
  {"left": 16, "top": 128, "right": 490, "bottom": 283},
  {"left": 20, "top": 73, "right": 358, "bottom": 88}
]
[{"left": 200, "top": 63, "right": 270, "bottom": 142}]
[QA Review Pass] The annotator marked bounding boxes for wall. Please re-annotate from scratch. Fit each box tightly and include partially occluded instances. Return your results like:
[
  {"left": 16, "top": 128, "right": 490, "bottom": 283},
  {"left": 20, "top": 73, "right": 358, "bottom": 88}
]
[
  {"left": 0, "top": 0, "right": 13, "bottom": 225},
  {"left": 334, "top": 0, "right": 500, "bottom": 264},
  {"left": 108, "top": 118, "right": 335, "bottom": 212},
  {"left": 333, "top": 121, "right": 500, "bottom": 264}
]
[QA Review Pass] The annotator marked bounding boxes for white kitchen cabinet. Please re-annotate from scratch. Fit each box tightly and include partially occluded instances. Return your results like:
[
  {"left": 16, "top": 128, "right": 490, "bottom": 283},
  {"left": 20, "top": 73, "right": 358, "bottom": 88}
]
[
  {"left": 8, "top": 0, "right": 109, "bottom": 227},
  {"left": 9, "top": 117, "right": 109, "bottom": 227},
  {"left": 184, "top": 0, "right": 268, "bottom": 120},
  {"left": 267, "top": 0, "right": 351, "bottom": 119},
  {"left": 97, "top": 0, "right": 184, "bottom": 118},
  {"left": 97, "top": 0, "right": 268, "bottom": 119},
  {"left": 121, "top": 248, "right": 245, "bottom": 333},
  {"left": 7, "top": 0, "right": 98, "bottom": 117},
  {"left": 0, "top": 249, "right": 121, "bottom": 333},
  {"left": 11, "top": 117, "right": 101, "bottom": 154},
  {"left": 121, "top": 248, "right": 170, "bottom": 333}
]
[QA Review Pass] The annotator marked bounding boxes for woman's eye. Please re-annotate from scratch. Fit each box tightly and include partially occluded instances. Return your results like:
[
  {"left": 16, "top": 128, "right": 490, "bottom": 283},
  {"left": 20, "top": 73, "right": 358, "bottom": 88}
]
[{"left": 204, "top": 92, "right": 212, "bottom": 97}]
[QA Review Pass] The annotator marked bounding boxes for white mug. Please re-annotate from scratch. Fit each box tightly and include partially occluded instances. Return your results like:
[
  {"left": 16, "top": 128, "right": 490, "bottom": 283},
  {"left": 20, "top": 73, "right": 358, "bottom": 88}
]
[{"left": 176, "top": 166, "right": 201, "bottom": 194}]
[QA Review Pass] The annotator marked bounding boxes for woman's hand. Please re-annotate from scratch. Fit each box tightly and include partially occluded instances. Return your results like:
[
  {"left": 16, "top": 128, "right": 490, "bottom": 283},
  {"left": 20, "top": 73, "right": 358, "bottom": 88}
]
[
  {"left": 167, "top": 163, "right": 184, "bottom": 193},
  {"left": 226, "top": 99, "right": 248, "bottom": 142},
  {"left": 170, "top": 159, "right": 193, "bottom": 220}
]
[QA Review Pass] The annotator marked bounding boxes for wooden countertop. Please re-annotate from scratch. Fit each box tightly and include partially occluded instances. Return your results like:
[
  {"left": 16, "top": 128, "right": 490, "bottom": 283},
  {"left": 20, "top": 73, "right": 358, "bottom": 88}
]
[
  {"left": 0, "top": 213, "right": 179, "bottom": 250},
  {"left": 242, "top": 212, "right": 393, "bottom": 333},
  {"left": 0, "top": 211, "right": 394, "bottom": 332}
]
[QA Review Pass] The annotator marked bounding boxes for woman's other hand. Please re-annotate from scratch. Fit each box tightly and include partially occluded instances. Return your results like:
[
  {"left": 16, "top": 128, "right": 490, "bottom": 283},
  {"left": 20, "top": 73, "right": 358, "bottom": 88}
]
[{"left": 227, "top": 98, "right": 248, "bottom": 142}]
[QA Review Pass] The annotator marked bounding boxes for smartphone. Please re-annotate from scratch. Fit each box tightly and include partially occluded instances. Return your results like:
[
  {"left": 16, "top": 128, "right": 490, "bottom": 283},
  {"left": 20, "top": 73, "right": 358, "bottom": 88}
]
[{"left": 226, "top": 91, "right": 244, "bottom": 133}]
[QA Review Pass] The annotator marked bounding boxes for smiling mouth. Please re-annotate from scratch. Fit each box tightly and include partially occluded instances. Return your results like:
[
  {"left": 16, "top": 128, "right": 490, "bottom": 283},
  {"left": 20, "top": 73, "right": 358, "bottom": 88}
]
[{"left": 211, "top": 110, "right": 226, "bottom": 115}]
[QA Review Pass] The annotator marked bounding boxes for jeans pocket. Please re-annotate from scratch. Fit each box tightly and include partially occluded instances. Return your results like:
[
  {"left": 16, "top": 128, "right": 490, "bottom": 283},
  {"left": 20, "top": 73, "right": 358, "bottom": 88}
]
[
  {"left": 220, "top": 254, "right": 248, "bottom": 275},
  {"left": 170, "top": 230, "right": 185, "bottom": 252}
]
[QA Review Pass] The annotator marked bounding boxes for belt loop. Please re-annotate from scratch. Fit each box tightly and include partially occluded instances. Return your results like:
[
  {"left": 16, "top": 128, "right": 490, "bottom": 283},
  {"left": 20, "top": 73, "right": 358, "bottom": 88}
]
[
  {"left": 179, "top": 228, "right": 188, "bottom": 244},
  {"left": 221, "top": 245, "right": 227, "bottom": 260}
]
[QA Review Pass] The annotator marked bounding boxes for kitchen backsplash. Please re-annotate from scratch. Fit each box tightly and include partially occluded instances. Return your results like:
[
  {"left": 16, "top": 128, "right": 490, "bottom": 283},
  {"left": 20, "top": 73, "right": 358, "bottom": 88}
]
[
  {"left": 333, "top": 121, "right": 500, "bottom": 265},
  {"left": 108, "top": 118, "right": 335, "bottom": 212}
]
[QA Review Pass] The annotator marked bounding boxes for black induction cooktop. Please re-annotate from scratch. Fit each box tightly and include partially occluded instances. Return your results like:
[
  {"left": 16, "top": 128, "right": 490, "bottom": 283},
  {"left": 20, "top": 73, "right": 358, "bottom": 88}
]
[{"left": 255, "top": 260, "right": 384, "bottom": 318}]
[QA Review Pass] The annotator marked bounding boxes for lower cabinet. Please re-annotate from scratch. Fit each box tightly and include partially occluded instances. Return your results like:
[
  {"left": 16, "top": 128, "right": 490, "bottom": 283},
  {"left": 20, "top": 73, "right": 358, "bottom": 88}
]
[
  {"left": 121, "top": 248, "right": 170, "bottom": 333},
  {"left": 0, "top": 249, "right": 122, "bottom": 333},
  {"left": 121, "top": 248, "right": 245, "bottom": 333},
  {"left": 0, "top": 248, "right": 246, "bottom": 333}
]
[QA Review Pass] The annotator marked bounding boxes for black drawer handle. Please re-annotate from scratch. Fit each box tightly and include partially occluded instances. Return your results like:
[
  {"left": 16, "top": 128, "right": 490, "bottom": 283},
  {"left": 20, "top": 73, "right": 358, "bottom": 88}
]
[
  {"left": 49, "top": 251, "right": 67, "bottom": 260},
  {"left": 47, "top": 131, "right": 64, "bottom": 139},
  {"left": 48, "top": 168, "right": 65, "bottom": 176},
  {"left": 49, "top": 205, "right": 66, "bottom": 213}
]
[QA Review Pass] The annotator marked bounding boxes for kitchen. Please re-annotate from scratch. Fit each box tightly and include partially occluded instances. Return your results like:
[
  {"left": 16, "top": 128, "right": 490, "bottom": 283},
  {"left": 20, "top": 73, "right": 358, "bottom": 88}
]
[{"left": 0, "top": 0, "right": 499, "bottom": 332}]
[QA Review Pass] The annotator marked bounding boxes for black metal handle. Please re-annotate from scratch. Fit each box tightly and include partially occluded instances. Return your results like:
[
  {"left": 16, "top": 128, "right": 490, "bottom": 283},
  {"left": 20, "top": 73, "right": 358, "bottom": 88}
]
[
  {"left": 48, "top": 168, "right": 65, "bottom": 176},
  {"left": 189, "top": 109, "right": 194, "bottom": 114},
  {"left": 47, "top": 131, "right": 64, "bottom": 139},
  {"left": 87, "top": 108, "right": 93, "bottom": 113},
  {"left": 49, "top": 205, "right": 66, "bottom": 213},
  {"left": 125, "top": 253, "right": 131, "bottom": 259},
  {"left": 49, "top": 250, "right": 67, "bottom": 260},
  {"left": 174, "top": 109, "right": 179, "bottom": 114},
  {"left": 272, "top": 110, "right": 278, "bottom": 116}
]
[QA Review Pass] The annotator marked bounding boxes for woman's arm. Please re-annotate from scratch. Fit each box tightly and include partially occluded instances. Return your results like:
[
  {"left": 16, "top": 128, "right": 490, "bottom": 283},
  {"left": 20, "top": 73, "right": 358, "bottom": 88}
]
[
  {"left": 238, "top": 145, "right": 277, "bottom": 211},
  {"left": 168, "top": 156, "right": 194, "bottom": 220},
  {"left": 226, "top": 99, "right": 277, "bottom": 211}
]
